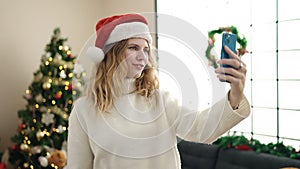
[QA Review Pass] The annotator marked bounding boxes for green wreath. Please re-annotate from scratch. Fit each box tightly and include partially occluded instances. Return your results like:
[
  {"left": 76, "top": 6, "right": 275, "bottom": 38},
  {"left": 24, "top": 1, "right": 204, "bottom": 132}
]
[{"left": 205, "top": 26, "right": 248, "bottom": 68}]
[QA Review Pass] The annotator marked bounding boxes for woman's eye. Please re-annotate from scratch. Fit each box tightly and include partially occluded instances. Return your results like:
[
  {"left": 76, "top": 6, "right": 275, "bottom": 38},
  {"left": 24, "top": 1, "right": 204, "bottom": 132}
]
[{"left": 128, "top": 46, "right": 137, "bottom": 50}]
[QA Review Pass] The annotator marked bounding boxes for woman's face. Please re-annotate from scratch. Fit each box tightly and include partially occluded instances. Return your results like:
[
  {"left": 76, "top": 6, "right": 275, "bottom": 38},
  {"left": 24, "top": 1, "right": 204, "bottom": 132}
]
[{"left": 125, "top": 38, "right": 150, "bottom": 78}]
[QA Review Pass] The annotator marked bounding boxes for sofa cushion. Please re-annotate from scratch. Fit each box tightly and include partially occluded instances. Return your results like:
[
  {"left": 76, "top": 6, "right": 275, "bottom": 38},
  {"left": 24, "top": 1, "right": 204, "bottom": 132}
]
[
  {"left": 215, "top": 148, "right": 300, "bottom": 169},
  {"left": 177, "top": 140, "right": 220, "bottom": 169}
]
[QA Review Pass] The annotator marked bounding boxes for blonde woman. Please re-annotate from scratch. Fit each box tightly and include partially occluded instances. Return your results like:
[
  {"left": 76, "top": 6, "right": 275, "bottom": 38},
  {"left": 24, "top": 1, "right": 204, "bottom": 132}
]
[{"left": 67, "top": 13, "right": 250, "bottom": 169}]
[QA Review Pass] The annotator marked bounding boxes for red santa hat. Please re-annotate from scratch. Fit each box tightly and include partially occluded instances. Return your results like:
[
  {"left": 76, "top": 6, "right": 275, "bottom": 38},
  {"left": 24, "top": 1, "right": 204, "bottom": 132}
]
[{"left": 87, "top": 13, "right": 152, "bottom": 63}]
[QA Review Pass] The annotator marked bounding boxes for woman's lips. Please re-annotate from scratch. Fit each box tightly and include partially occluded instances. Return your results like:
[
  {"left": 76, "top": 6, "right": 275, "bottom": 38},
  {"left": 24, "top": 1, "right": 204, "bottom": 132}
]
[{"left": 133, "top": 64, "right": 144, "bottom": 70}]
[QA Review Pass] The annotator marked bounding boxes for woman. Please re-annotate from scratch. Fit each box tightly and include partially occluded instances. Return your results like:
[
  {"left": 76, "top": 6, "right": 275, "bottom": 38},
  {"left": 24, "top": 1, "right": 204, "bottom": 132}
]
[{"left": 68, "top": 13, "right": 250, "bottom": 169}]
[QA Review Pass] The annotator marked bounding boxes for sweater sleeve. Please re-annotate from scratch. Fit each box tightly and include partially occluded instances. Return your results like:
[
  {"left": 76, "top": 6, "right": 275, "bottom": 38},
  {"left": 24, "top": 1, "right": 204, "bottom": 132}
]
[
  {"left": 163, "top": 91, "right": 250, "bottom": 144},
  {"left": 67, "top": 104, "right": 93, "bottom": 169}
]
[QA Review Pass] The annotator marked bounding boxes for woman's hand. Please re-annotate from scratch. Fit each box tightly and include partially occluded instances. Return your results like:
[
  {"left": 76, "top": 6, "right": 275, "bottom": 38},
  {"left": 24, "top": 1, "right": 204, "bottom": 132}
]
[{"left": 215, "top": 46, "right": 247, "bottom": 109}]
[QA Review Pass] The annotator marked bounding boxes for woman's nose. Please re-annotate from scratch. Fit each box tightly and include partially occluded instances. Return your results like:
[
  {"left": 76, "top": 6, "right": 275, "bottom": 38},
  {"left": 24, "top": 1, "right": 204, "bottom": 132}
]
[{"left": 136, "top": 50, "right": 148, "bottom": 61}]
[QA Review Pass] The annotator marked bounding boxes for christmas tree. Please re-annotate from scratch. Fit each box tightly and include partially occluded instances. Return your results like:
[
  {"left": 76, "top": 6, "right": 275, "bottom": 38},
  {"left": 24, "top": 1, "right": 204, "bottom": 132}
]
[{"left": 5, "top": 28, "right": 84, "bottom": 169}]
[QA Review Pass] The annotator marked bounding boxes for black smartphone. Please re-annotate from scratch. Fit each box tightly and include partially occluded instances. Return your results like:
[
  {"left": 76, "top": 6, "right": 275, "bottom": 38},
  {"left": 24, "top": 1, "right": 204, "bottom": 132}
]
[{"left": 221, "top": 33, "right": 237, "bottom": 69}]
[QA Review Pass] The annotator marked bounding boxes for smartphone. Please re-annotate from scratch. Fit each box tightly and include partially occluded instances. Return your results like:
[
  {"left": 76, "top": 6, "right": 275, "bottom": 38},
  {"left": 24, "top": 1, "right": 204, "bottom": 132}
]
[{"left": 221, "top": 33, "right": 237, "bottom": 69}]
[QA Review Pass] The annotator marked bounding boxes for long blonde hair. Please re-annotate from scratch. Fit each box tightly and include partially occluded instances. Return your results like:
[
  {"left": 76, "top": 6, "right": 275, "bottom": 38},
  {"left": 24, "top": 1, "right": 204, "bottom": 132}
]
[{"left": 86, "top": 39, "right": 159, "bottom": 112}]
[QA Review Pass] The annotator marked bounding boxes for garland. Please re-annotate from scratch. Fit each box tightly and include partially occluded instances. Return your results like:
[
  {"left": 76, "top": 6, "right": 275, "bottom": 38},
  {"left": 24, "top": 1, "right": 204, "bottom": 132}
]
[
  {"left": 205, "top": 26, "right": 248, "bottom": 68},
  {"left": 213, "top": 135, "right": 300, "bottom": 160}
]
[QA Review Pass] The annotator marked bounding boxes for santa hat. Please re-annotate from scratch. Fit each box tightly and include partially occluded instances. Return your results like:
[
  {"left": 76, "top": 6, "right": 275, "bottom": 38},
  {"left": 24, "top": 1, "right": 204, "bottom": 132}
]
[{"left": 87, "top": 13, "right": 152, "bottom": 63}]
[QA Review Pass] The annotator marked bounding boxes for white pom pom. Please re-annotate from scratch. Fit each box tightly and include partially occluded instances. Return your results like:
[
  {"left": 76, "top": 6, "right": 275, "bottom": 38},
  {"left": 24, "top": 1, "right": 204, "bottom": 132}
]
[{"left": 86, "top": 46, "right": 104, "bottom": 64}]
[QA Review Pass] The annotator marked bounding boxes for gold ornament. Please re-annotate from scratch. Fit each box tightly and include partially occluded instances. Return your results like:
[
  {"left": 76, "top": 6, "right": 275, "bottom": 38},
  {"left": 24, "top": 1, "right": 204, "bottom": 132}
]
[
  {"left": 43, "top": 82, "right": 51, "bottom": 90},
  {"left": 20, "top": 143, "right": 30, "bottom": 151},
  {"left": 36, "top": 130, "right": 45, "bottom": 141},
  {"left": 31, "top": 146, "right": 42, "bottom": 154}
]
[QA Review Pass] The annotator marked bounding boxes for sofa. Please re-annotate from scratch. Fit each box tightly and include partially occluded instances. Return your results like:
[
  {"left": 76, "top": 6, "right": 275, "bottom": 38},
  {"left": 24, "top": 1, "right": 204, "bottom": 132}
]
[{"left": 177, "top": 140, "right": 300, "bottom": 169}]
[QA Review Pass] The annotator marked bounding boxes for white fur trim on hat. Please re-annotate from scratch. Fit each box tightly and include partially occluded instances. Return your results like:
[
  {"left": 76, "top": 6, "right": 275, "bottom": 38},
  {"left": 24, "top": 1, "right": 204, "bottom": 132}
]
[
  {"left": 86, "top": 46, "right": 104, "bottom": 64},
  {"left": 104, "top": 22, "right": 152, "bottom": 48}
]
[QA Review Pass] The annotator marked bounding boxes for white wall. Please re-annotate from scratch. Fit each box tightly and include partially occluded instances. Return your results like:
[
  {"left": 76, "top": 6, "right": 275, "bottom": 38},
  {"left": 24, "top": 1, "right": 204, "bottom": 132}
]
[{"left": 0, "top": 0, "right": 155, "bottom": 152}]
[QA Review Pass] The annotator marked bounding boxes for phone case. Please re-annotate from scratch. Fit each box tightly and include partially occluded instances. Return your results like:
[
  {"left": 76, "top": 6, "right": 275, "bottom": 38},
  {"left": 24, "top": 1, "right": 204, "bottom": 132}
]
[{"left": 221, "top": 33, "right": 237, "bottom": 68}]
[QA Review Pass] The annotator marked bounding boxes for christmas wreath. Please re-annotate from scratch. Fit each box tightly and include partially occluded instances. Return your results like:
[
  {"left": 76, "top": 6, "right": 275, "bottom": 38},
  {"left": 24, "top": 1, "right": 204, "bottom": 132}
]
[{"left": 205, "top": 26, "right": 248, "bottom": 68}]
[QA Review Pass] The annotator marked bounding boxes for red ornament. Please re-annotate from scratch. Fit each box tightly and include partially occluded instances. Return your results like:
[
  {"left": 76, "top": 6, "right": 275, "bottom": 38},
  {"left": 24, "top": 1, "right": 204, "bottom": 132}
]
[
  {"left": 68, "top": 53, "right": 73, "bottom": 58},
  {"left": 55, "top": 92, "right": 62, "bottom": 99},
  {"left": 18, "top": 123, "right": 25, "bottom": 131},
  {"left": 0, "top": 162, "right": 6, "bottom": 169},
  {"left": 68, "top": 84, "right": 73, "bottom": 91},
  {"left": 10, "top": 144, "right": 18, "bottom": 150}
]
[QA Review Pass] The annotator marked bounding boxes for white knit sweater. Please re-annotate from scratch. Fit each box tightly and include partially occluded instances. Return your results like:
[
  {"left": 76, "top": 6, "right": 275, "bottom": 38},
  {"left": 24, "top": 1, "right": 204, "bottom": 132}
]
[{"left": 67, "top": 88, "right": 250, "bottom": 169}]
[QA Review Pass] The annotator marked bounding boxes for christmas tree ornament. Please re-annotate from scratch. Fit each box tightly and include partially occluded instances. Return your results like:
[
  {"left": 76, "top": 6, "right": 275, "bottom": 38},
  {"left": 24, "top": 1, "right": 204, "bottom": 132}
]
[
  {"left": 35, "top": 94, "right": 43, "bottom": 103},
  {"left": 42, "top": 82, "right": 51, "bottom": 90},
  {"left": 41, "top": 113, "right": 55, "bottom": 126},
  {"left": 18, "top": 123, "right": 26, "bottom": 131},
  {"left": 56, "top": 125, "right": 64, "bottom": 134},
  {"left": 0, "top": 162, "right": 6, "bottom": 169},
  {"left": 38, "top": 156, "right": 49, "bottom": 167},
  {"left": 59, "top": 70, "right": 67, "bottom": 79},
  {"left": 68, "top": 84, "right": 73, "bottom": 91},
  {"left": 46, "top": 52, "right": 51, "bottom": 58},
  {"left": 36, "top": 130, "right": 45, "bottom": 141},
  {"left": 20, "top": 143, "right": 30, "bottom": 152},
  {"left": 57, "top": 55, "right": 62, "bottom": 60},
  {"left": 31, "top": 146, "right": 42, "bottom": 154},
  {"left": 205, "top": 26, "right": 248, "bottom": 68},
  {"left": 54, "top": 91, "right": 62, "bottom": 99},
  {"left": 68, "top": 52, "right": 72, "bottom": 58},
  {"left": 10, "top": 144, "right": 17, "bottom": 150}
]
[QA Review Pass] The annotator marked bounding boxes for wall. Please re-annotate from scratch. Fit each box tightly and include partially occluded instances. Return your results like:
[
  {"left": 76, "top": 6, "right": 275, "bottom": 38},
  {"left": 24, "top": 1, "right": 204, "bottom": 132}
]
[{"left": 0, "top": 0, "right": 155, "bottom": 153}]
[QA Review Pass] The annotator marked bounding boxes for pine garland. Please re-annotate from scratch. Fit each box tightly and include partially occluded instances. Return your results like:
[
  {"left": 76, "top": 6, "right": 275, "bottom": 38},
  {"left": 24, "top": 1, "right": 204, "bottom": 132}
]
[{"left": 213, "top": 135, "right": 300, "bottom": 160}]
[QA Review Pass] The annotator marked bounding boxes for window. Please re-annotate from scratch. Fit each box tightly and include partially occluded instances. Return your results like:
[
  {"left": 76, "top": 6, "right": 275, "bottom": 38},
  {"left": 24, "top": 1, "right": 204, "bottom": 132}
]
[{"left": 156, "top": 0, "right": 300, "bottom": 149}]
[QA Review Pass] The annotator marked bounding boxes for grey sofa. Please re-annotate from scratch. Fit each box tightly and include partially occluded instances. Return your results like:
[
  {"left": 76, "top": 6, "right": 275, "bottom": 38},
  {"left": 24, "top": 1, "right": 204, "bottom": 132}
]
[{"left": 177, "top": 140, "right": 300, "bottom": 169}]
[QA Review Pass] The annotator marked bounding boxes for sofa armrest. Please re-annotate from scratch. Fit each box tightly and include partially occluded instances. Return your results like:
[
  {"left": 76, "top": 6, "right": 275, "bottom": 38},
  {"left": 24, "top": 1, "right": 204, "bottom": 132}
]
[{"left": 177, "top": 140, "right": 220, "bottom": 169}]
